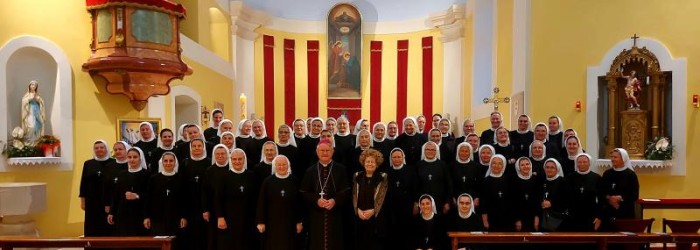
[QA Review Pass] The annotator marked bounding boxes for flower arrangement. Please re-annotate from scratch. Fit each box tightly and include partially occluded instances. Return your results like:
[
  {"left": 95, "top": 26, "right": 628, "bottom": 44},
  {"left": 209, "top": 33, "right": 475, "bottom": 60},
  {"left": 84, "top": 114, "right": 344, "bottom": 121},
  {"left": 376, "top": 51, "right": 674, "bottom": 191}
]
[
  {"left": 36, "top": 135, "right": 60, "bottom": 157},
  {"left": 2, "top": 134, "right": 60, "bottom": 158},
  {"left": 645, "top": 137, "right": 674, "bottom": 160}
]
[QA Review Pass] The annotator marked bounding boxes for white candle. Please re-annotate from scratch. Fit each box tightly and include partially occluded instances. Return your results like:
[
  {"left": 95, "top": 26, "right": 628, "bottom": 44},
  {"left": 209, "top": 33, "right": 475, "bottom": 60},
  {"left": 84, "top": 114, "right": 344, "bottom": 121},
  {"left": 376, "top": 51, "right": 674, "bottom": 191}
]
[{"left": 240, "top": 93, "right": 247, "bottom": 119}]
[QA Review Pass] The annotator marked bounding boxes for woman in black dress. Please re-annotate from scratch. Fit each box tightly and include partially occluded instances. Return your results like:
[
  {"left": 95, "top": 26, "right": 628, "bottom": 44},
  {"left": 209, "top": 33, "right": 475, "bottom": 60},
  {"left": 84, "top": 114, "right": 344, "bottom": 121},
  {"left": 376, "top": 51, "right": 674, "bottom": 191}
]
[
  {"left": 540, "top": 158, "right": 569, "bottom": 232},
  {"left": 256, "top": 155, "right": 303, "bottom": 250},
  {"left": 415, "top": 141, "right": 453, "bottom": 215},
  {"left": 412, "top": 194, "right": 449, "bottom": 250},
  {"left": 80, "top": 140, "right": 115, "bottom": 236},
  {"left": 563, "top": 153, "right": 602, "bottom": 232},
  {"left": 215, "top": 148, "right": 257, "bottom": 250},
  {"left": 560, "top": 135, "right": 583, "bottom": 176},
  {"left": 352, "top": 149, "right": 389, "bottom": 250},
  {"left": 220, "top": 131, "right": 236, "bottom": 153},
  {"left": 450, "top": 142, "right": 485, "bottom": 209},
  {"left": 149, "top": 129, "right": 176, "bottom": 170},
  {"left": 386, "top": 148, "right": 417, "bottom": 250},
  {"left": 600, "top": 148, "right": 639, "bottom": 230},
  {"left": 481, "top": 154, "right": 513, "bottom": 232},
  {"left": 144, "top": 152, "right": 187, "bottom": 249},
  {"left": 108, "top": 147, "right": 150, "bottom": 237},
  {"left": 511, "top": 157, "right": 541, "bottom": 232}
]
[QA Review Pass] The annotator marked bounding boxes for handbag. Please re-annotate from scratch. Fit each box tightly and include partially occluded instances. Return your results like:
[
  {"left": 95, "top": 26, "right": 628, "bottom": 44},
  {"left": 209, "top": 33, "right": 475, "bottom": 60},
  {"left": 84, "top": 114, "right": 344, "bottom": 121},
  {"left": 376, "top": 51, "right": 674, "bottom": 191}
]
[{"left": 542, "top": 209, "right": 567, "bottom": 232}]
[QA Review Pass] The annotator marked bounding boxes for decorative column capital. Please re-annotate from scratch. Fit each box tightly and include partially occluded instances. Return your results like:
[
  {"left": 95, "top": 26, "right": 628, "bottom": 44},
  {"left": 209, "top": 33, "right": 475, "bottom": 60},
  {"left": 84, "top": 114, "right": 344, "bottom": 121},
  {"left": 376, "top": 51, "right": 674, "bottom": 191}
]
[
  {"left": 429, "top": 4, "right": 466, "bottom": 43},
  {"left": 230, "top": 1, "right": 269, "bottom": 41}
]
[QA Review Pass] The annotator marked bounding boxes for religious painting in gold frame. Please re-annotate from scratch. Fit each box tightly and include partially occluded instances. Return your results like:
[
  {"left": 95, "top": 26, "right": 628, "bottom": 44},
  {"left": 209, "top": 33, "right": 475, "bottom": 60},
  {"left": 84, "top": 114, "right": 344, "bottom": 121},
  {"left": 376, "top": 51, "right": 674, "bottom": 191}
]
[
  {"left": 327, "top": 3, "right": 362, "bottom": 99},
  {"left": 117, "top": 118, "right": 161, "bottom": 145}
]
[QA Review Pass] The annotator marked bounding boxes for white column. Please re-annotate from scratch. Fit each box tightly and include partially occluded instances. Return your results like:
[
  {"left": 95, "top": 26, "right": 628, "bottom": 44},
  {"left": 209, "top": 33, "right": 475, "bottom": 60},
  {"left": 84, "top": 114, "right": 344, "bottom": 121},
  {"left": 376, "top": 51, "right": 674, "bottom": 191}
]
[
  {"left": 430, "top": 4, "right": 466, "bottom": 122},
  {"left": 470, "top": 0, "right": 498, "bottom": 120},
  {"left": 230, "top": 1, "right": 269, "bottom": 120},
  {"left": 513, "top": 0, "right": 531, "bottom": 115}
]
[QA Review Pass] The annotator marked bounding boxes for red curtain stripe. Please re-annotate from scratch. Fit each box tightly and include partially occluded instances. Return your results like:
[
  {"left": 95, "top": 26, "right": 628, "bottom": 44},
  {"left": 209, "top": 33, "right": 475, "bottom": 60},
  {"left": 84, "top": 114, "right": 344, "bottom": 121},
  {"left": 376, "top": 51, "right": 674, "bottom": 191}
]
[
  {"left": 422, "top": 36, "right": 433, "bottom": 132},
  {"left": 283, "top": 39, "right": 296, "bottom": 126},
  {"left": 370, "top": 41, "right": 383, "bottom": 125},
  {"left": 263, "top": 35, "right": 275, "bottom": 138},
  {"left": 397, "top": 40, "right": 409, "bottom": 131},
  {"left": 307, "top": 41, "right": 320, "bottom": 117}
]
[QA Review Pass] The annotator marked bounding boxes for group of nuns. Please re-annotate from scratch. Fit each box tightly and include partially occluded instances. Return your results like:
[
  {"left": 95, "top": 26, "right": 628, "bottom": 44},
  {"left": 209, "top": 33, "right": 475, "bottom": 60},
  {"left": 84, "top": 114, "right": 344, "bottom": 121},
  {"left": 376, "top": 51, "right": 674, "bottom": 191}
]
[{"left": 79, "top": 109, "right": 639, "bottom": 250}]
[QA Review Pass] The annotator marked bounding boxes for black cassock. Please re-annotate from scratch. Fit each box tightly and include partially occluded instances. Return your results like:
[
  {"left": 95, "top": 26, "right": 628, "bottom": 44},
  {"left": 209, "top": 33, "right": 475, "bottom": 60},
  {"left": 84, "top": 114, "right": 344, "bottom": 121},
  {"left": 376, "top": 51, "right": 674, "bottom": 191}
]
[
  {"left": 248, "top": 137, "right": 273, "bottom": 163},
  {"left": 134, "top": 140, "right": 157, "bottom": 166},
  {"left": 548, "top": 132, "right": 563, "bottom": 151},
  {"left": 203, "top": 127, "right": 218, "bottom": 142},
  {"left": 395, "top": 133, "right": 427, "bottom": 165},
  {"left": 371, "top": 139, "right": 394, "bottom": 172},
  {"left": 277, "top": 144, "right": 300, "bottom": 177},
  {"left": 529, "top": 158, "right": 546, "bottom": 182},
  {"left": 256, "top": 175, "right": 302, "bottom": 250},
  {"left": 412, "top": 214, "right": 449, "bottom": 250},
  {"left": 300, "top": 161, "right": 351, "bottom": 250},
  {"left": 253, "top": 162, "right": 274, "bottom": 185},
  {"left": 563, "top": 171, "right": 601, "bottom": 232},
  {"left": 416, "top": 160, "right": 453, "bottom": 210},
  {"left": 293, "top": 136, "right": 312, "bottom": 178},
  {"left": 438, "top": 142, "right": 455, "bottom": 165},
  {"left": 334, "top": 134, "right": 356, "bottom": 168},
  {"left": 236, "top": 136, "right": 254, "bottom": 155},
  {"left": 599, "top": 168, "right": 639, "bottom": 222},
  {"left": 449, "top": 212, "right": 484, "bottom": 231},
  {"left": 204, "top": 165, "right": 232, "bottom": 249},
  {"left": 541, "top": 176, "right": 570, "bottom": 232},
  {"left": 481, "top": 175, "right": 513, "bottom": 232},
  {"left": 111, "top": 168, "right": 150, "bottom": 236},
  {"left": 103, "top": 161, "right": 128, "bottom": 222},
  {"left": 180, "top": 158, "right": 211, "bottom": 250},
  {"left": 510, "top": 130, "right": 534, "bottom": 159},
  {"left": 450, "top": 161, "right": 485, "bottom": 203},
  {"left": 149, "top": 147, "right": 175, "bottom": 171},
  {"left": 479, "top": 129, "right": 495, "bottom": 148},
  {"left": 214, "top": 169, "right": 258, "bottom": 250},
  {"left": 144, "top": 172, "right": 186, "bottom": 237},
  {"left": 493, "top": 144, "right": 516, "bottom": 177},
  {"left": 386, "top": 165, "right": 418, "bottom": 250},
  {"left": 80, "top": 158, "right": 115, "bottom": 236},
  {"left": 511, "top": 177, "right": 543, "bottom": 232}
]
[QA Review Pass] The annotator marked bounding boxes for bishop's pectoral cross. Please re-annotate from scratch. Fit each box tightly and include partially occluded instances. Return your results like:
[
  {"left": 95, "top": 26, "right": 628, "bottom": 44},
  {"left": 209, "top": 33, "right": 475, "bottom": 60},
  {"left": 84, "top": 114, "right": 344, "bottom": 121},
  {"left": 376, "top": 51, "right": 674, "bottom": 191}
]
[
  {"left": 483, "top": 87, "right": 510, "bottom": 112},
  {"left": 462, "top": 176, "right": 467, "bottom": 183},
  {"left": 166, "top": 189, "right": 170, "bottom": 196},
  {"left": 319, "top": 192, "right": 325, "bottom": 199},
  {"left": 240, "top": 186, "right": 245, "bottom": 193},
  {"left": 428, "top": 174, "right": 433, "bottom": 181},
  {"left": 281, "top": 190, "right": 286, "bottom": 197},
  {"left": 612, "top": 183, "right": 616, "bottom": 190},
  {"left": 498, "top": 191, "right": 503, "bottom": 198}
]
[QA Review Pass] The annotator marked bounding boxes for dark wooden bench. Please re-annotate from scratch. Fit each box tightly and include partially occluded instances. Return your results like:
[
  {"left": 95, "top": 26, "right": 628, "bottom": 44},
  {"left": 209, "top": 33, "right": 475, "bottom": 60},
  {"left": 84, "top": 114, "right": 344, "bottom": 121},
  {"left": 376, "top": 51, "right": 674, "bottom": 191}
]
[
  {"left": 0, "top": 236, "right": 173, "bottom": 250},
  {"left": 447, "top": 232, "right": 676, "bottom": 250}
]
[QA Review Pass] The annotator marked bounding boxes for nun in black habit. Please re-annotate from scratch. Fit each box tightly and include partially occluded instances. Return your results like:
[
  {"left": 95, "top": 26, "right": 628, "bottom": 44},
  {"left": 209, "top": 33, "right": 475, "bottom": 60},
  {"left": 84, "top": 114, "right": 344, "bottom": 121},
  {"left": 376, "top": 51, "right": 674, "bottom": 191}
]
[
  {"left": 481, "top": 154, "right": 513, "bottom": 232},
  {"left": 415, "top": 141, "right": 453, "bottom": 215},
  {"left": 385, "top": 148, "right": 417, "bottom": 250},
  {"left": 450, "top": 142, "right": 484, "bottom": 208},
  {"left": 511, "top": 157, "right": 542, "bottom": 232},
  {"left": 600, "top": 148, "right": 640, "bottom": 230},
  {"left": 144, "top": 152, "right": 187, "bottom": 249},
  {"left": 108, "top": 147, "right": 150, "bottom": 237},
  {"left": 215, "top": 148, "right": 259, "bottom": 250},
  {"left": 412, "top": 194, "right": 449, "bottom": 250},
  {"left": 179, "top": 138, "right": 211, "bottom": 250},
  {"left": 80, "top": 140, "right": 115, "bottom": 236},
  {"left": 395, "top": 117, "right": 428, "bottom": 165},
  {"left": 563, "top": 153, "right": 602, "bottom": 232},
  {"left": 256, "top": 155, "right": 303, "bottom": 250}
]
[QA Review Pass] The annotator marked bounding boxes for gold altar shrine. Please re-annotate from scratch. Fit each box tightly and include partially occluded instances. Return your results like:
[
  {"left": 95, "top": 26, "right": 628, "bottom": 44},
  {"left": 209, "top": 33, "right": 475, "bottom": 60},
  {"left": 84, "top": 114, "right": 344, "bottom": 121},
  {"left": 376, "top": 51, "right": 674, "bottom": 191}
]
[{"left": 603, "top": 35, "right": 668, "bottom": 159}]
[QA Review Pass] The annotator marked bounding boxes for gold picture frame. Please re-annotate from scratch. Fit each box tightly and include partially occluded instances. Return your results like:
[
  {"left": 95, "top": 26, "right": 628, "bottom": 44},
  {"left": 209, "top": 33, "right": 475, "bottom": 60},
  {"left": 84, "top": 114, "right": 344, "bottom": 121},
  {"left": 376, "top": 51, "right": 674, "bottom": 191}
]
[{"left": 117, "top": 118, "right": 161, "bottom": 145}]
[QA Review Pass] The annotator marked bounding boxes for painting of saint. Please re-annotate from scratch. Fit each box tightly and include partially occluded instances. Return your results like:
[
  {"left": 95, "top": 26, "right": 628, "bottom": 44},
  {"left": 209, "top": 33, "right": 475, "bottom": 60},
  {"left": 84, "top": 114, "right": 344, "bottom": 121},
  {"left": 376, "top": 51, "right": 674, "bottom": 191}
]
[{"left": 328, "top": 3, "right": 361, "bottom": 99}]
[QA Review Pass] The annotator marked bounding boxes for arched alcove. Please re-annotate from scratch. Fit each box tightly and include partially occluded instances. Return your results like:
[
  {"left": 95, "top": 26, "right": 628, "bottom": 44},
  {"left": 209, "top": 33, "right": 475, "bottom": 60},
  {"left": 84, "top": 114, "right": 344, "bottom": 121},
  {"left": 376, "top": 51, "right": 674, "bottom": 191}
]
[
  {"left": 170, "top": 85, "right": 202, "bottom": 130},
  {"left": 586, "top": 37, "right": 687, "bottom": 176},
  {"left": 0, "top": 35, "right": 74, "bottom": 171}
]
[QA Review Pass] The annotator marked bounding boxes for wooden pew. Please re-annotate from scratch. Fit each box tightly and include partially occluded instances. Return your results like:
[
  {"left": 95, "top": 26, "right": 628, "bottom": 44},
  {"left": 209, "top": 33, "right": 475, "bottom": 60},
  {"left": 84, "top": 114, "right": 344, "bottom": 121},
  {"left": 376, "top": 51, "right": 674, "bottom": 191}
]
[
  {"left": 448, "top": 232, "right": 674, "bottom": 250},
  {"left": 0, "top": 236, "right": 173, "bottom": 250}
]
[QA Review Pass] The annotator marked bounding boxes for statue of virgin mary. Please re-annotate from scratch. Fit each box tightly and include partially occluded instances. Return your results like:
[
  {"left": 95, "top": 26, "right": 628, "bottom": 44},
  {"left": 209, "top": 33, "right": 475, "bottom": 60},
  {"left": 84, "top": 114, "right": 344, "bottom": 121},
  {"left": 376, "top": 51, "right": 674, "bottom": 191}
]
[{"left": 21, "top": 80, "right": 45, "bottom": 145}]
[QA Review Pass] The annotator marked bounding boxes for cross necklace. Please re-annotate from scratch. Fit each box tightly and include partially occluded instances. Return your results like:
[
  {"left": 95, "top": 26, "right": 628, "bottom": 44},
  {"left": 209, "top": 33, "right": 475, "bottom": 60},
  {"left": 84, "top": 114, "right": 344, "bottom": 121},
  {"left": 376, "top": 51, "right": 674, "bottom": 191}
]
[{"left": 317, "top": 162, "right": 334, "bottom": 199}]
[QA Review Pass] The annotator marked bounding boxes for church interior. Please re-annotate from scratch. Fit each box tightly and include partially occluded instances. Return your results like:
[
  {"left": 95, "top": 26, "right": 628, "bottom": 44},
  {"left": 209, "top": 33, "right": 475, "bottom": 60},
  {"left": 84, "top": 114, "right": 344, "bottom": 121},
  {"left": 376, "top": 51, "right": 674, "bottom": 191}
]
[{"left": 1, "top": 0, "right": 700, "bottom": 242}]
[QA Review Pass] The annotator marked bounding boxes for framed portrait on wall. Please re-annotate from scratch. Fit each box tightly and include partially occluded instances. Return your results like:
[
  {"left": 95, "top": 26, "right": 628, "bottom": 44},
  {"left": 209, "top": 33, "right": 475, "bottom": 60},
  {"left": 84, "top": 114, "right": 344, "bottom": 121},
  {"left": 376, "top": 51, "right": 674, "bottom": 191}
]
[
  {"left": 327, "top": 3, "right": 362, "bottom": 99},
  {"left": 116, "top": 118, "right": 161, "bottom": 145}
]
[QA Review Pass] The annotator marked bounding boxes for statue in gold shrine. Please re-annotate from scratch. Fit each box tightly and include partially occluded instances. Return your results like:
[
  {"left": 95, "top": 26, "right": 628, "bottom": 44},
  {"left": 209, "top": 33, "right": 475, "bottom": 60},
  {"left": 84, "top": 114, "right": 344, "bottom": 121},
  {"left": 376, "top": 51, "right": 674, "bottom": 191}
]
[{"left": 621, "top": 70, "right": 642, "bottom": 109}]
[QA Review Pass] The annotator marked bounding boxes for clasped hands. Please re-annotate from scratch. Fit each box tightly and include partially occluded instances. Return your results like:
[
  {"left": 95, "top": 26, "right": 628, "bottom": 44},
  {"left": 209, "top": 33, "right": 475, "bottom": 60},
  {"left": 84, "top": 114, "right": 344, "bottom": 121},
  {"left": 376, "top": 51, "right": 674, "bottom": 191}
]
[{"left": 317, "top": 198, "right": 336, "bottom": 210}]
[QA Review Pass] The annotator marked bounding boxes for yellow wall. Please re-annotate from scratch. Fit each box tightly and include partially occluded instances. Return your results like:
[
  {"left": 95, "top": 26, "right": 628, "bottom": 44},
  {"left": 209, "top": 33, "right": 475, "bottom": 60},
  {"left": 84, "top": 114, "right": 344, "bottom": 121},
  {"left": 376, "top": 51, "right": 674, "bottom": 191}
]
[
  {"left": 0, "top": 0, "right": 233, "bottom": 236},
  {"left": 253, "top": 27, "right": 443, "bottom": 132},
  {"left": 530, "top": 0, "right": 700, "bottom": 225},
  {"left": 174, "top": 0, "right": 230, "bottom": 61}
]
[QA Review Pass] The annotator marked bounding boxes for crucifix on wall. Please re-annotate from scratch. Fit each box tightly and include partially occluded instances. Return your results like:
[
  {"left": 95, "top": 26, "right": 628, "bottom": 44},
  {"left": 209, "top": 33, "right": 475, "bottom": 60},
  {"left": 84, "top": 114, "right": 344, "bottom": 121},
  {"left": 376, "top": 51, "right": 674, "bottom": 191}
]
[{"left": 483, "top": 87, "right": 510, "bottom": 111}]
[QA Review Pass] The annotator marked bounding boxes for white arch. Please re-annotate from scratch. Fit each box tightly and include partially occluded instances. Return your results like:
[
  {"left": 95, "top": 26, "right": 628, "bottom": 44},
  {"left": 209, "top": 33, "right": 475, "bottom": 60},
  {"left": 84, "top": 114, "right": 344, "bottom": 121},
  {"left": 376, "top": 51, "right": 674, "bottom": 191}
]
[
  {"left": 0, "top": 35, "right": 74, "bottom": 171},
  {"left": 170, "top": 85, "right": 202, "bottom": 130},
  {"left": 586, "top": 37, "right": 687, "bottom": 176}
]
